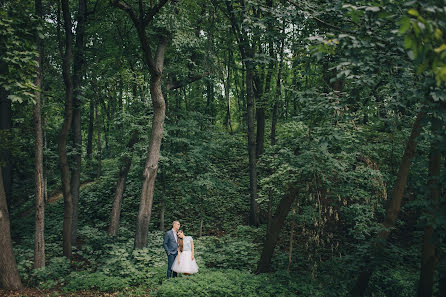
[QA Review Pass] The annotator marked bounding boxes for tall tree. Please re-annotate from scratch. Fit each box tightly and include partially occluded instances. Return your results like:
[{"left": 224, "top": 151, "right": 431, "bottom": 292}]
[
  {"left": 57, "top": 0, "right": 74, "bottom": 259},
  {"left": 33, "top": 0, "right": 45, "bottom": 269},
  {"left": 70, "top": 0, "right": 88, "bottom": 247},
  {"left": 225, "top": 0, "right": 261, "bottom": 226},
  {"left": 0, "top": 167, "right": 22, "bottom": 289},
  {"left": 417, "top": 116, "right": 442, "bottom": 297},
  {"left": 110, "top": 0, "right": 171, "bottom": 249},
  {"left": 351, "top": 111, "right": 425, "bottom": 296}
]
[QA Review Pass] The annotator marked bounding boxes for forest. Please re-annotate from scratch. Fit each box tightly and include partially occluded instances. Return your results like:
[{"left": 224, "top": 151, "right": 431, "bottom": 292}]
[{"left": 0, "top": 0, "right": 445, "bottom": 296}]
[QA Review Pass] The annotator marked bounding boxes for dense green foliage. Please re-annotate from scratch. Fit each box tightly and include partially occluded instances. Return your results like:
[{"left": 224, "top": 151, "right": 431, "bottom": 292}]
[{"left": 1, "top": 0, "right": 445, "bottom": 296}]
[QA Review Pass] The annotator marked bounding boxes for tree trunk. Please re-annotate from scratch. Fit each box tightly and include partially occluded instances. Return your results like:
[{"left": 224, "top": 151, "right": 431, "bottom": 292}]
[
  {"left": 224, "top": 56, "right": 233, "bottom": 133},
  {"left": 0, "top": 168, "right": 23, "bottom": 289},
  {"left": 199, "top": 219, "right": 203, "bottom": 238},
  {"left": 288, "top": 207, "right": 296, "bottom": 271},
  {"left": 70, "top": 0, "right": 87, "bottom": 247},
  {"left": 271, "top": 24, "right": 285, "bottom": 146},
  {"left": 351, "top": 111, "right": 424, "bottom": 296},
  {"left": 159, "top": 198, "right": 165, "bottom": 231},
  {"left": 58, "top": 0, "right": 74, "bottom": 259},
  {"left": 108, "top": 131, "right": 139, "bottom": 236},
  {"left": 257, "top": 186, "right": 299, "bottom": 273},
  {"left": 33, "top": 0, "right": 45, "bottom": 269},
  {"left": 0, "top": 86, "right": 12, "bottom": 208},
  {"left": 417, "top": 117, "right": 442, "bottom": 297},
  {"left": 246, "top": 65, "right": 261, "bottom": 226},
  {"left": 134, "top": 68, "right": 167, "bottom": 248},
  {"left": 96, "top": 102, "right": 102, "bottom": 178},
  {"left": 86, "top": 96, "right": 94, "bottom": 159}
]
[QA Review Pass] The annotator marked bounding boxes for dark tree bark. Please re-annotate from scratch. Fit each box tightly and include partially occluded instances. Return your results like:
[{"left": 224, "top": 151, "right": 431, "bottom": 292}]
[
  {"left": 0, "top": 76, "right": 12, "bottom": 208},
  {"left": 108, "top": 131, "right": 139, "bottom": 236},
  {"left": 33, "top": 0, "right": 45, "bottom": 269},
  {"left": 271, "top": 23, "right": 285, "bottom": 146},
  {"left": 351, "top": 111, "right": 424, "bottom": 296},
  {"left": 417, "top": 117, "right": 442, "bottom": 297},
  {"left": 70, "top": 0, "right": 87, "bottom": 247},
  {"left": 86, "top": 96, "right": 94, "bottom": 159},
  {"left": 57, "top": 0, "right": 74, "bottom": 259},
  {"left": 95, "top": 101, "right": 102, "bottom": 178},
  {"left": 226, "top": 0, "right": 260, "bottom": 226},
  {"left": 257, "top": 186, "right": 299, "bottom": 273},
  {"left": 110, "top": 0, "right": 171, "bottom": 249},
  {"left": 0, "top": 167, "right": 22, "bottom": 289}
]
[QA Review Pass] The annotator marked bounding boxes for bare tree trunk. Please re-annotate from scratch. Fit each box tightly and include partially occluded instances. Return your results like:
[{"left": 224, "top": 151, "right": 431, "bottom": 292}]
[
  {"left": 134, "top": 65, "right": 167, "bottom": 248},
  {"left": 96, "top": 102, "right": 102, "bottom": 178},
  {"left": 57, "top": 0, "right": 74, "bottom": 259},
  {"left": 257, "top": 186, "right": 299, "bottom": 273},
  {"left": 159, "top": 198, "right": 165, "bottom": 231},
  {"left": 86, "top": 96, "right": 94, "bottom": 159},
  {"left": 224, "top": 57, "right": 233, "bottom": 133},
  {"left": 33, "top": 0, "right": 45, "bottom": 269},
  {"left": 70, "top": 0, "right": 87, "bottom": 247},
  {"left": 0, "top": 84, "right": 12, "bottom": 209},
  {"left": 199, "top": 219, "right": 203, "bottom": 238},
  {"left": 417, "top": 117, "right": 442, "bottom": 297},
  {"left": 351, "top": 111, "right": 424, "bottom": 296},
  {"left": 288, "top": 207, "right": 296, "bottom": 271},
  {"left": 108, "top": 131, "right": 139, "bottom": 236},
  {"left": 271, "top": 23, "right": 285, "bottom": 146},
  {"left": 246, "top": 65, "right": 261, "bottom": 226},
  {"left": 0, "top": 168, "right": 22, "bottom": 289},
  {"left": 110, "top": 0, "right": 172, "bottom": 249}
]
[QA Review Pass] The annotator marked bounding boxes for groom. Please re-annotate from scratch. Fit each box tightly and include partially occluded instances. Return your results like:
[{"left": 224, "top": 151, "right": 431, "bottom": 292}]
[{"left": 163, "top": 220, "right": 180, "bottom": 279}]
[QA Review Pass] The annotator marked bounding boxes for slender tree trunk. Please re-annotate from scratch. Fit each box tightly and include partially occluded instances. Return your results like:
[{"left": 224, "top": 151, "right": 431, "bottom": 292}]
[
  {"left": 224, "top": 59, "right": 233, "bottom": 133},
  {"left": 351, "top": 111, "right": 424, "bottom": 296},
  {"left": 159, "top": 198, "right": 165, "bottom": 231},
  {"left": 33, "top": 0, "right": 45, "bottom": 269},
  {"left": 288, "top": 208, "right": 296, "bottom": 271},
  {"left": 257, "top": 186, "right": 299, "bottom": 273},
  {"left": 96, "top": 102, "right": 102, "bottom": 178},
  {"left": 199, "top": 219, "right": 203, "bottom": 238},
  {"left": 58, "top": 0, "right": 74, "bottom": 259},
  {"left": 271, "top": 24, "right": 285, "bottom": 146},
  {"left": 70, "top": 0, "right": 87, "bottom": 247},
  {"left": 86, "top": 96, "right": 94, "bottom": 159},
  {"left": 0, "top": 167, "right": 22, "bottom": 289},
  {"left": 417, "top": 117, "right": 442, "bottom": 297},
  {"left": 246, "top": 64, "right": 260, "bottom": 226},
  {"left": 0, "top": 86, "right": 12, "bottom": 208},
  {"left": 108, "top": 131, "right": 139, "bottom": 236}
]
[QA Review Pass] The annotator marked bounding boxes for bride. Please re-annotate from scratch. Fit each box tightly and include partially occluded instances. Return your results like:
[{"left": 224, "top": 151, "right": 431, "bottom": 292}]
[{"left": 171, "top": 230, "right": 198, "bottom": 275}]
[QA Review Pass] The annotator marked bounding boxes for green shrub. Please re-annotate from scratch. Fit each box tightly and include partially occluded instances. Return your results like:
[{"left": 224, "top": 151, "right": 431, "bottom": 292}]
[{"left": 156, "top": 269, "right": 323, "bottom": 297}]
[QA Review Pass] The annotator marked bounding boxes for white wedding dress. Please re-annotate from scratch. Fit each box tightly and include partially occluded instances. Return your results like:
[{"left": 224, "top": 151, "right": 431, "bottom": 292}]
[{"left": 171, "top": 236, "right": 198, "bottom": 274}]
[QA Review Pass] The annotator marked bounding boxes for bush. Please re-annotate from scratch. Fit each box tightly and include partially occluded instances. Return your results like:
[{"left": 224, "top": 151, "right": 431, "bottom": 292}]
[{"left": 156, "top": 269, "right": 324, "bottom": 297}]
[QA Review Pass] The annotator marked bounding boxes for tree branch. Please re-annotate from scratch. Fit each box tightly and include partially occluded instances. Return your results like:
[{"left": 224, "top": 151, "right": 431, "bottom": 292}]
[
  {"left": 143, "top": 0, "right": 169, "bottom": 27},
  {"left": 166, "top": 72, "right": 210, "bottom": 91}
]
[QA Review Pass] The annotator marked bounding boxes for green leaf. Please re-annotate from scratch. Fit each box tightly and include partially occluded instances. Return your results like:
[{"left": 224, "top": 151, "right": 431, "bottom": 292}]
[
  {"left": 8, "top": 94, "right": 23, "bottom": 103},
  {"left": 399, "top": 17, "right": 411, "bottom": 34},
  {"left": 408, "top": 9, "right": 419, "bottom": 17}
]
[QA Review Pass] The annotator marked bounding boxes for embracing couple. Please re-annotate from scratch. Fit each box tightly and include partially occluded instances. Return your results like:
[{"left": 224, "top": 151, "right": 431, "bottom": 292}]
[{"left": 163, "top": 220, "right": 199, "bottom": 279}]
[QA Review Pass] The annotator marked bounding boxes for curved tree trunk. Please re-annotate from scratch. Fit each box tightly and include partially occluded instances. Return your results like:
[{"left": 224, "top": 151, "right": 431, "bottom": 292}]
[
  {"left": 257, "top": 186, "right": 299, "bottom": 273},
  {"left": 0, "top": 167, "right": 22, "bottom": 289},
  {"left": 351, "top": 111, "right": 424, "bottom": 296},
  {"left": 134, "top": 69, "right": 167, "bottom": 248},
  {"left": 108, "top": 131, "right": 139, "bottom": 236},
  {"left": 33, "top": 0, "right": 45, "bottom": 269}
]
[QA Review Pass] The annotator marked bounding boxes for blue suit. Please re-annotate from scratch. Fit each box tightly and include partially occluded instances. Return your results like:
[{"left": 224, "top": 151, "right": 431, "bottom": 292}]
[{"left": 163, "top": 229, "right": 178, "bottom": 278}]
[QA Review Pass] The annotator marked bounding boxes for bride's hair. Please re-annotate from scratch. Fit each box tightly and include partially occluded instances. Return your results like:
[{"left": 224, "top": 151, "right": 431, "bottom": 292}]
[{"left": 178, "top": 230, "right": 184, "bottom": 252}]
